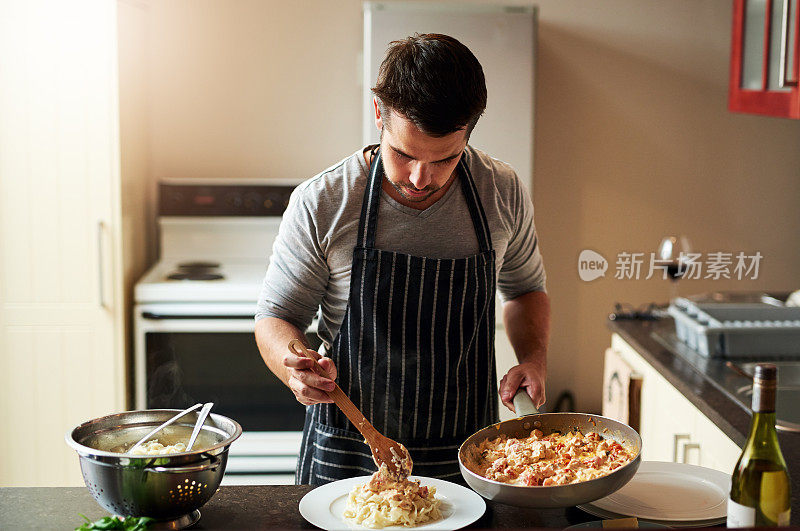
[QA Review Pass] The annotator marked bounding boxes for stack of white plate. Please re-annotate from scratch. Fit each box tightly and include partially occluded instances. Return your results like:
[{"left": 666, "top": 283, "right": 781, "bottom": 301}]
[{"left": 578, "top": 462, "right": 730, "bottom": 527}]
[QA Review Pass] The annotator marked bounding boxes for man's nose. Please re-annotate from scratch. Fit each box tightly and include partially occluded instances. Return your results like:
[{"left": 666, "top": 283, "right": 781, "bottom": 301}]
[{"left": 408, "top": 163, "right": 432, "bottom": 189}]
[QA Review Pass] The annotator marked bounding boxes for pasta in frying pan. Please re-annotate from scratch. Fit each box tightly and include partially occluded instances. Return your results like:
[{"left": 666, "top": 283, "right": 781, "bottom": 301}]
[{"left": 477, "top": 429, "right": 634, "bottom": 486}]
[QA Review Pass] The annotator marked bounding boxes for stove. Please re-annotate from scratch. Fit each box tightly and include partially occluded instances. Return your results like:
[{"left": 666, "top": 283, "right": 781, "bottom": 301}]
[
  {"left": 134, "top": 179, "right": 317, "bottom": 484},
  {"left": 165, "top": 261, "right": 224, "bottom": 281},
  {"left": 135, "top": 258, "right": 268, "bottom": 303},
  {"left": 166, "top": 262, "right": 224, "bottom": 281}
]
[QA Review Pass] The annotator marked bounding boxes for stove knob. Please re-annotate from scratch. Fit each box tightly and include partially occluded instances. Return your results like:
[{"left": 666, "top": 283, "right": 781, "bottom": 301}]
[
  {"left": 169, "top": 191, "right": 184, "bottom": 205},
  {"left": 244, "top": 193, "right": 260, "bottom": 211},
  {"left": 225, "top": 193, "right": 243, "bottom": 209}
]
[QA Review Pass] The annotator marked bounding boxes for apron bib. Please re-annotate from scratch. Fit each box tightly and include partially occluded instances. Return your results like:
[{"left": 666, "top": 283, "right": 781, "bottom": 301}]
[{"left": 297, "top": 148, "right": 498, "bottom": 485}]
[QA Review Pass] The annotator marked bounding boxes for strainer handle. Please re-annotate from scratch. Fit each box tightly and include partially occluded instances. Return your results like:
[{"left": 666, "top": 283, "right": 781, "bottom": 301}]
[{"left": 144, "top": 453, "right": 220, "bottom": 473}]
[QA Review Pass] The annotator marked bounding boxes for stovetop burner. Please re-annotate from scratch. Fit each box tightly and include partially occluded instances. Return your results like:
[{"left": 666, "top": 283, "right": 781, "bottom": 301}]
[
  {"left": 178, "top": 261, "right": 221, "bottom": 269},
  {"left": 167, "top": 272, "right": 225, "bottom": 281}
]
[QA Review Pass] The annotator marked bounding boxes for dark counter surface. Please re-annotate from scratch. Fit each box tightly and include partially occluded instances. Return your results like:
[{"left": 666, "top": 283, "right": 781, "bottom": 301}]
[
  {"left": 608, "top": 318, "right": 800, "bottom": 525},
  {"left": 3, "top": 318, "right": 797, "bottom": 528},
  {"left": 0, "top": 485, "right": 599, "bottom": 529}
]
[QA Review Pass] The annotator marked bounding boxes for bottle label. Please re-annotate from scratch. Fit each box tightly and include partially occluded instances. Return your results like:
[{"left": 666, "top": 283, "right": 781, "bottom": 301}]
[{"left": 728, "top": 498, "right": 756, "bottom": 528}]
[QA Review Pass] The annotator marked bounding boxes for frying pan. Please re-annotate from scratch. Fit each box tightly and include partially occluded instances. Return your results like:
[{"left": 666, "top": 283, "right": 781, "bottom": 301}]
[{"left": 458, "top": 391, "right": 642, "bottom": 508}]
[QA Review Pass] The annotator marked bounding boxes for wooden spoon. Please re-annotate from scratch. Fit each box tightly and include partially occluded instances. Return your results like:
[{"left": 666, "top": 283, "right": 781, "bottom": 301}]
[{"left": 288, "top": 339, "right": 412, "bottom": 477}]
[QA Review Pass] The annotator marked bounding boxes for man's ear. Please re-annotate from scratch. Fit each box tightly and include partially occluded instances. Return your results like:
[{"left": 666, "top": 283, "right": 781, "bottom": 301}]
[{"left": 373, "top": 97, "right": 384, "bottom": 131}]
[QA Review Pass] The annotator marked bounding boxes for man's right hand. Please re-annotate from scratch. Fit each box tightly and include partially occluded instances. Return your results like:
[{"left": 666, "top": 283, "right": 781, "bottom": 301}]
[{"left": 282, "top": 348, "right": 338, "bottom": 406}]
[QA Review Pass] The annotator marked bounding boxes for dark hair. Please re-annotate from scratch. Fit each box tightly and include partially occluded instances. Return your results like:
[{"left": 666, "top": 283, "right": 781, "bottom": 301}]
[{"left": 372, "top": 33, "right": 487, "bottom": 137}]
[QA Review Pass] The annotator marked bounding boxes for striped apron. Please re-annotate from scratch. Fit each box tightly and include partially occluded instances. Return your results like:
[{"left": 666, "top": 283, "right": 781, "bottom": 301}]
[{"left": 296, "top": 148, "right": 498, "bottom": 485}]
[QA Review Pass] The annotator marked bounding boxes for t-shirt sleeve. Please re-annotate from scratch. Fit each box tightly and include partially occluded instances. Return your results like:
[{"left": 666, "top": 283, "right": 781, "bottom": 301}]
[
  {"left": 255, "top": 186, "right": 328, "bottom": 330},
  {"left": 497, "top": 175, "right": 547, "bottom": 301}
]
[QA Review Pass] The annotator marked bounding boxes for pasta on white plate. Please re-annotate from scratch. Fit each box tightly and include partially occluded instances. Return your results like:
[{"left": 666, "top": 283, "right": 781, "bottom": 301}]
[{"left": 343, "top": 464, "right": 442, "bottom": 528}]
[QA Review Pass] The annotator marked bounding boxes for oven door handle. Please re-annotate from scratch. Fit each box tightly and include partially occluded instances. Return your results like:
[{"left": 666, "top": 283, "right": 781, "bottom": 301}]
[{"left": 141, "top": 311, "right": 255, "bottom": 320}]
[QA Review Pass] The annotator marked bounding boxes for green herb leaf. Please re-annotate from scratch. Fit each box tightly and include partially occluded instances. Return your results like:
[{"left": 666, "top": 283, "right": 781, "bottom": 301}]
[
  {"left": 75, "top": 515, "right": 153, "bottom": 531},
  {"left": 122, "top": 516, "right": 154, "bottom": 531}
]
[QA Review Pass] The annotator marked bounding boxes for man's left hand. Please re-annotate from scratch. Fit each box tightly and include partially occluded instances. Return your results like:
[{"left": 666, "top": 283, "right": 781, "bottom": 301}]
[{"left": 499, "top": 361, "right": 546, "bottom": 413}]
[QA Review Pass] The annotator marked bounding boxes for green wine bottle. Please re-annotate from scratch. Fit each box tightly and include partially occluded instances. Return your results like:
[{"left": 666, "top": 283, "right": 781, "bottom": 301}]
[{"left": 727, "top": 364, "right": 791, "bottom": 527}]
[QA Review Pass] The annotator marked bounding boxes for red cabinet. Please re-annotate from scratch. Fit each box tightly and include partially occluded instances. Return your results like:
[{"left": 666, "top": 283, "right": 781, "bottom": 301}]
[{"left": 729, "top": 0, "right": 800, "bottom": 118}]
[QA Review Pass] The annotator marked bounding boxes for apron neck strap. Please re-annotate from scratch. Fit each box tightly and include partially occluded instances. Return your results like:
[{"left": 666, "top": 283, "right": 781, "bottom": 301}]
[
  {"left": 457, "top": 151, "right": 494, "bottom": 252},
  {"left": 357, "top": 147, "right": 493, "bottom": 252}
]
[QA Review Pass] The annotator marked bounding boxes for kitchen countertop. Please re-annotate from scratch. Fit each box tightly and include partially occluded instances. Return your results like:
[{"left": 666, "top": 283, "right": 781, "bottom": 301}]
[
  {"left": 0, "top": 485, "right": 600, "bottom": 529},
  {"left": 3, "top": 318, "right": 796, "bottom": 528},
  {"left": 608, "top": 317, "right": 800, "bottom": 525}
]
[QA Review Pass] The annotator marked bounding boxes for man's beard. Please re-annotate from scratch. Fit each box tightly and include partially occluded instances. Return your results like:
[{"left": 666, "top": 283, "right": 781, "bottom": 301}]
[
  {"left": 379, "top": 128, "right": 443, "bottom": 203},
  {"left": 386, "top": 178, "right": 440, "bottom": 203}
]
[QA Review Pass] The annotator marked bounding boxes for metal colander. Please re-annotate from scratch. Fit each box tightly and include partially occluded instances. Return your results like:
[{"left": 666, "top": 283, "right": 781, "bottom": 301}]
[{"left": 66, "top": 409, "right": 241, "bottom": 526}]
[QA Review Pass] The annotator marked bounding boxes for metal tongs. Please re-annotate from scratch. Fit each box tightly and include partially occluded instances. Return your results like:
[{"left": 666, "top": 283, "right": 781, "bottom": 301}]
[
  {"left": 128, "top": 402, "right": 206, "bottom": 454},
  {"left": 186, "top": 402, "right": 214, "bottom": 451}
]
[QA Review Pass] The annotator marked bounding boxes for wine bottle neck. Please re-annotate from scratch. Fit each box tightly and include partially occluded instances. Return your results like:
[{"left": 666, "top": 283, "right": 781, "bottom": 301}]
[
  {"left": 751, "top": 380, "right": 776, "bottom": 412},
  {"left": 751, "top": 411, "right": 777, "bottom": 429},
  {"left": 748, "top": 412, "right": 777, "bottom": 444},
  {"left": 747, "top": 411, "right": 778, "bottom": 447},
  {"left": 744, "top": 411, "right": 788, "bottom": 471}
]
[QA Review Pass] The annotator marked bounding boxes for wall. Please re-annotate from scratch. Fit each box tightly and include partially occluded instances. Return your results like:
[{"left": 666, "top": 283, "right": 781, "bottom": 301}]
[
  {"left": 139, "top": 0, "right": 800, "bottom": 413},
  {"left": 146, "top": 0, "right": 363, "bottom": 182},
  {"left": 531, "top": 0, "right": 800, "bottom": 412},
  {"left": 118, "top": 0, "right": 153, "bottom": 407}
]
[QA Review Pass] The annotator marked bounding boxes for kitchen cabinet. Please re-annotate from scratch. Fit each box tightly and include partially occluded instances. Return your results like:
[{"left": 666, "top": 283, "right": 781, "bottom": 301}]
[
  {"left": 729, "top": 0, "right": 800, "bottom": 118},
  {"left": 0, "top": 0, "right": 148, "bottom": 487},
  {"left": 608, "top": 334, "right": 741, "bottom": 474}
]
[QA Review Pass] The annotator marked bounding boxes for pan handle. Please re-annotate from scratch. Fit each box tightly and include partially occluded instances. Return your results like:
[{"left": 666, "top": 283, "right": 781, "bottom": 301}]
[{"left": 513, "top": 390, "right": 540, "bottom": 416}]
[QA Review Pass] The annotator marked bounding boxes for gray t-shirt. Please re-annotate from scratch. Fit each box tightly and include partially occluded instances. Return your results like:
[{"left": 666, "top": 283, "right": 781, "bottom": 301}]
[{"left": 256, "top": 145, "right": 546, "bottom": 354}]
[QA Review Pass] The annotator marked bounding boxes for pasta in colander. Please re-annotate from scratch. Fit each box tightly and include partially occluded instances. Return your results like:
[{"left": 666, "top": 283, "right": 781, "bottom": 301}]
[{"left": 128, "top": 439, "right": 187, "bottom": 455}]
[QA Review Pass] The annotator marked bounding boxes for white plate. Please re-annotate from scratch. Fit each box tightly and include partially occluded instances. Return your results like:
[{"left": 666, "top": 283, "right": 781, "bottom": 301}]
[
  {"left": 580, "top": 461, "right": 730, "bottom": 523},
  {"left": 565, "top": 520, "right": 672, "bottom": 529},
  {"left": 578, "top": 500, "right": 725, "bottom": 528},
  {"left": 298, "top": 475, "right": 486, "bottom": 530}
]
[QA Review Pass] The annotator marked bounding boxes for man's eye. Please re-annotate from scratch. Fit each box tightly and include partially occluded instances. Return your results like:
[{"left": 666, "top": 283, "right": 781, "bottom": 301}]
[{"left": 433, "top": 159, "right": 452, "bottom": 166}]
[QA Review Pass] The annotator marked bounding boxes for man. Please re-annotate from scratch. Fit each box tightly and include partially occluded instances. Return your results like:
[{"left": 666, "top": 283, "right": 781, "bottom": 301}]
[{"left": 255, "top": 33, "right": 549, "bottom": 485}]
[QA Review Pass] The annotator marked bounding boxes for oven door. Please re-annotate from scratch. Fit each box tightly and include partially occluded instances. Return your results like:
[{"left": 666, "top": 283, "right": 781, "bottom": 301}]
[{"left": 134, "top": 303, "right": 318, "bottom": 483}]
